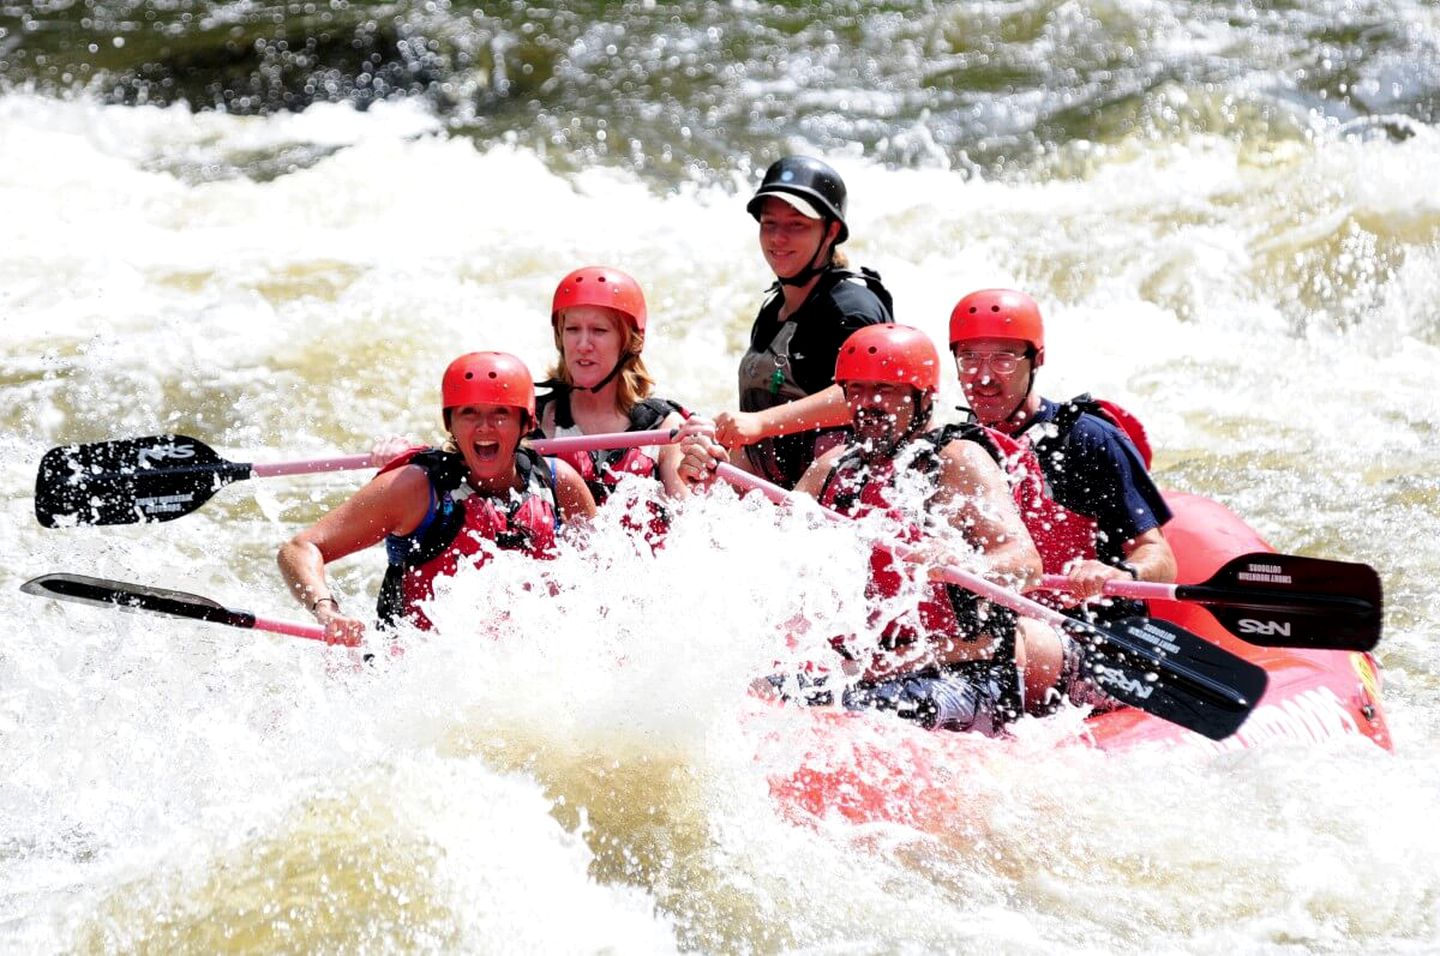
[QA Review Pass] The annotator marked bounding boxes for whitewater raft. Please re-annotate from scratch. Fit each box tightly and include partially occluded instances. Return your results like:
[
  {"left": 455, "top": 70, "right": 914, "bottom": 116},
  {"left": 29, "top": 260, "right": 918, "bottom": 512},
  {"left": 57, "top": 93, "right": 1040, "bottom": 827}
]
[{"left": 766, "top": 489, "right": 1391, "bottom": 826}]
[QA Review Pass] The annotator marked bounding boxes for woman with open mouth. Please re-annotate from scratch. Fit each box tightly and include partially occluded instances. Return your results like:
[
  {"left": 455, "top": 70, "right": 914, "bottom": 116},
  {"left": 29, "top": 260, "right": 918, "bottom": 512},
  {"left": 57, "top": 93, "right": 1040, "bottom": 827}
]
[{"left": 278, "top": 351, "right": 597, "bottom": 639}]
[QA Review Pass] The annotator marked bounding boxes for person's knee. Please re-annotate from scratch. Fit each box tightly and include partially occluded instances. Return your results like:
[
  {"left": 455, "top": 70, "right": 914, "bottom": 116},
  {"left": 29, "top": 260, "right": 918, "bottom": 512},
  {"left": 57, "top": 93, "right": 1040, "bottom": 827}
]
[{"left": 1019, "top": 620, "right": 1064, "bottom": 712}]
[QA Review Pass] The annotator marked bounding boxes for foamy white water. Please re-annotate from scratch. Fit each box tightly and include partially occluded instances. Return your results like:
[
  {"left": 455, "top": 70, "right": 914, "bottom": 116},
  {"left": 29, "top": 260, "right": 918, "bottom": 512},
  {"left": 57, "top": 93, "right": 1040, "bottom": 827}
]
[{"left": 3, "top": 92, "right": 1439, "bottom": 953}]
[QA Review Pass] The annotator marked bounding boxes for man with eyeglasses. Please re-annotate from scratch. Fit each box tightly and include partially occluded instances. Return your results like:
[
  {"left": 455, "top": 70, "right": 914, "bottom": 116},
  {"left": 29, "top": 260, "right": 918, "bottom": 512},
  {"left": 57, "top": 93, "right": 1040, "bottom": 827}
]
[{"left": 947, "top": 289, "right": 1176, "bottom": 626}]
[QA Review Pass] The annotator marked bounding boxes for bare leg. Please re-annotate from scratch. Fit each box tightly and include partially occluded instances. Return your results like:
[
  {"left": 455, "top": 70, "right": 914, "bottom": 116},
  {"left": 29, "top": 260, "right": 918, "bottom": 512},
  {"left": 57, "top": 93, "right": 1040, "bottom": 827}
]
[{"left": 1019, "top": 619, "right": 1064, "bottom": 715}]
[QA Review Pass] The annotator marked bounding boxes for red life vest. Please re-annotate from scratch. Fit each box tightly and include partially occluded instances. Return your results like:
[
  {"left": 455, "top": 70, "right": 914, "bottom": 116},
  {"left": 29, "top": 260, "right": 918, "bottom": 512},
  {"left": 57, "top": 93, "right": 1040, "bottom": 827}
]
[
  {"left": 978, "top": 425, "right": 1099, "bottom": 575},
  {"left": 536, "top": 395, "right": 684, "bottom": 506},
  {"left": 817, "top": 425, "right": 1017, "bottom": 657},
  {"left": 376, "top": 447, "right": 559, "bottom": 630},
  {"left": 979, "top": 394, "right": 1152, "bottom": 575}
]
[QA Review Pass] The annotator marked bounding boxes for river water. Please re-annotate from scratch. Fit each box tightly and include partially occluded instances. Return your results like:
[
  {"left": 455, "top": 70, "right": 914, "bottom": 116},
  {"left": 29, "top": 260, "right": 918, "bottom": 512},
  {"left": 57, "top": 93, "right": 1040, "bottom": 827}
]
[{"left": 2, "top": 1, "right": 1438, "bottom": 952}]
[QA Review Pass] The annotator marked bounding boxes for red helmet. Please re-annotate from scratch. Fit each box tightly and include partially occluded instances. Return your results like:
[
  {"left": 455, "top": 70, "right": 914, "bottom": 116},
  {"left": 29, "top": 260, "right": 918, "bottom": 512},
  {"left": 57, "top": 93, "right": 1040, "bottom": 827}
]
[
  {"left": 551, "top": 266, "right": 647, "bottom": 334},
  {"left": 834, "top": 324, "right": 941, "bottom": 393},
  {"left": 441, "top": 352, "right": 536, "bottom": 420},
  {"left": 948, "top": 289, "right": 1045, "bottom": 365}
]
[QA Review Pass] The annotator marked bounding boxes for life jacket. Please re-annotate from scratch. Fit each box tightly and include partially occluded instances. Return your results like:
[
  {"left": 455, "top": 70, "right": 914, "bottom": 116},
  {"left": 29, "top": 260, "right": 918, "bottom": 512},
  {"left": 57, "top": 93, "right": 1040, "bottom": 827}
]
[
  {"left": 738, "top": 267, "right": 894, "bottom": 487},
  {"left": 1020, "top": 393, "right": 1157, "bottom": 572},
  {"left": 375, "top": 447, "right": 559, "bottom": 630},
  {"left": 817, "top": 424, "right": 1019, "bottom": 660},
  {"left": 739, "top": 267, "right": 895, "bottom": 410},
  {"left": 976, "top": 424, "right": 1100, "bottom": 576},
  {"left": 535, "top": 393, "right": 685, "bottom": 506},
  {"left": 952, "top": 394, "right": 1145, "bottom": 576}
]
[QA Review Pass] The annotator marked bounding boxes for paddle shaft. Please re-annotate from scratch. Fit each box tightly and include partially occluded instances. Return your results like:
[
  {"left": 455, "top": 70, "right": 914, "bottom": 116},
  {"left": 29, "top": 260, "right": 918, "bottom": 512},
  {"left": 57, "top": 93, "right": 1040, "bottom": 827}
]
[
  {"left": 1041, "top": 575, "right": 1375, "bottom": 614},
  {"left": 247, "top": 428, "right": 680, "bottom": 479},
  {"left": 35, "top": 428, "right": 681, "bottom": 526},
  {"left": 250, "top": 614, "right": 333, "bottom": 642},
  {"left": 713, "top": 464, "right": 1248, "bottom": 710}
]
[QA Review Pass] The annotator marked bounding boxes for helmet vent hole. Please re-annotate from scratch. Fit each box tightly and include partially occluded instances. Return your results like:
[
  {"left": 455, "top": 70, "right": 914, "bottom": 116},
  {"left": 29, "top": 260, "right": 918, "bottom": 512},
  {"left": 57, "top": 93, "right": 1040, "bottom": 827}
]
[
  {"left": 464, "top": 372, "right": 474, "bottom": 380},
  {"left": 487, "top": 371, "right": 498, "bottom": 380}
]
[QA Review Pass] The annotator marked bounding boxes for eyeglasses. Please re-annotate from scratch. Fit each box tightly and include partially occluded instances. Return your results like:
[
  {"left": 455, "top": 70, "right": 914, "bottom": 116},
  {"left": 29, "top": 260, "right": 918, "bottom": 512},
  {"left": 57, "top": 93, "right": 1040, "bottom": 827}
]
[{"left": 954, "top": 350, "right": 1027, "bottom": 375}]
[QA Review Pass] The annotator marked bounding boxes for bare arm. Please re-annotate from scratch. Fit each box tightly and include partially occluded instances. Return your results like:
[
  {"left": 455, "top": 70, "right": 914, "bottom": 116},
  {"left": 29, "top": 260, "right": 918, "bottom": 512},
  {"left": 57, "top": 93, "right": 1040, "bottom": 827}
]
[
  {"left": 1123, "top": 527, "right": 1176, "bottom": 582},
  {"left": 276, "top": 465, "right": 431, "bottom": 640},
  {"left": 675, "top": 416, "right": 756, "bottom": 488},
  {"left": 713, "top": 384, "right": 851, "bottom": 448},
  {"left": 551, "top": 458, "right": 598, "bottom": 524},
  {"left": 933, "top": 440, "right": 1043, "bottom": 593},
  {"left": 793, "top": 443, "right": 845, "bottom": 499},
  {"left": 754, "top": 384, "right": 852, "bottom": 437},
  {"left": 1065, "top": 526, "right": 1177, "bottom": 598}
]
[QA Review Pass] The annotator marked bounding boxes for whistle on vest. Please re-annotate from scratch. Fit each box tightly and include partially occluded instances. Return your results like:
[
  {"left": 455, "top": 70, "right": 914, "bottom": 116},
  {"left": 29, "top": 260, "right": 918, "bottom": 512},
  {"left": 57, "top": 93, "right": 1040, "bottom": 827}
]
[{"left": 767, "top": 368, "right": 786, "bottom": 395}]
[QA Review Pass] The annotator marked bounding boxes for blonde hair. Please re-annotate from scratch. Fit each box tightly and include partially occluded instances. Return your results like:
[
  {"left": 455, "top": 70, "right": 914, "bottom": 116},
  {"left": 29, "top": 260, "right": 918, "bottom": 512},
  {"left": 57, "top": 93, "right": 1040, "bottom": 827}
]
[{"left": 547, "top": 311, "right": 655, "bottom": 414}]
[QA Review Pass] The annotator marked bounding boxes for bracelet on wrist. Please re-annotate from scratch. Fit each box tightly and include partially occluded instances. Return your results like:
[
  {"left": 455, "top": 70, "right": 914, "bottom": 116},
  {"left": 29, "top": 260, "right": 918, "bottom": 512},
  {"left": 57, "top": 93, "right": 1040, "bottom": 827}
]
[{"left": 310, "top": 596, "right": 339, "bottom": 612}]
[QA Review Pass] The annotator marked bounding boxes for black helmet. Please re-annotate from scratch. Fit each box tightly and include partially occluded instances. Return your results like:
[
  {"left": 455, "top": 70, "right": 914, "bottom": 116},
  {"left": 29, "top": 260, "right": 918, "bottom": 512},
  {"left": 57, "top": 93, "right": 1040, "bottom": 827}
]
[{"left": 746, "top": 156, "right": 849, "bottom": 243}]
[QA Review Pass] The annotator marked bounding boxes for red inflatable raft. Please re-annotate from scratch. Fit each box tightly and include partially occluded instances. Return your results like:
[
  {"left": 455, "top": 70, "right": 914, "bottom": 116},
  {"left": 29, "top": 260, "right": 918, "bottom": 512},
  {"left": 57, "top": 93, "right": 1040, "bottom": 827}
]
[{"left": 764, "top": 489, "right": 1391, "bottom": 826}]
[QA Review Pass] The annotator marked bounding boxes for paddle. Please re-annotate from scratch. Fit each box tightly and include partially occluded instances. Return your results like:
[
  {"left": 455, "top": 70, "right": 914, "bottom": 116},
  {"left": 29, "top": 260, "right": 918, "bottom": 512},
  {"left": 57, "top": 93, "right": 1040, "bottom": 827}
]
[
  {"left": 19, "top": 573, "right": 351, "bottom": 646},
  {"left": 712, "top": 462, "right": 1267, "bottom": 741},
  {"left": 34, "top": 428, "right": 680, "bottom": 527},
  {"left": 1039, "top": 552, "right": 1383, "bottom": 652}
]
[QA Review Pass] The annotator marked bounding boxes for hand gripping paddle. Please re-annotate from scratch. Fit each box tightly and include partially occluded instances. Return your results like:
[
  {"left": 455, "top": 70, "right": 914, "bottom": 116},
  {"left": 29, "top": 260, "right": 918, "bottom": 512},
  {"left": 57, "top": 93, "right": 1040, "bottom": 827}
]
[{"left": 1038, "top": 552, "right": 1383, "bottom": 652}]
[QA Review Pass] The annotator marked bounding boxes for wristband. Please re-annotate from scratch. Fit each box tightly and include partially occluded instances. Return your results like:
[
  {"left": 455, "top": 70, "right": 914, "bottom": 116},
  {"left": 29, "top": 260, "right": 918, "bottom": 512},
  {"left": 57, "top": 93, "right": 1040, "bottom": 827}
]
[
  {"left": 1116, "top": 562, "right": 1140, "bottom": 581},
  {"left": 310, "top": 596, "right": 339, "bottom": 612}
]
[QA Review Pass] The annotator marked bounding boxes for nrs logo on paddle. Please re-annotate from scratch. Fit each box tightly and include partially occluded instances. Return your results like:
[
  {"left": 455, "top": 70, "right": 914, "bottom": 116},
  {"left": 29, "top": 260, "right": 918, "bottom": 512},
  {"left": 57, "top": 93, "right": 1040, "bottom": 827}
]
[
  {"left": 1236, "top": 618, "right": 1292, "bottom": 638},
  {"left": 137, "top": 442, "right": 195, "bottom": 467},
  {"left": 1091, "top": 663, "right": 1155, "bottom": 700}
]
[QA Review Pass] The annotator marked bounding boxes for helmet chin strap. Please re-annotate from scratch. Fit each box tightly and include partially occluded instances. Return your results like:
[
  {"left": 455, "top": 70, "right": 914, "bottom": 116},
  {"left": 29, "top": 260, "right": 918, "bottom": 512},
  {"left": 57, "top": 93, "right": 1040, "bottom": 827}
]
[
  {"left": 581, "top": 355, "right": 630, "bottom": 394},
  {"left": 776, "top": 224, "right": 835, "bottom": 287},
  {"left": 904, "top": 393, "right": 934, "bottom": 444},
  {"left": 536, "top": 353, "right": 634, "bottom": 397}
]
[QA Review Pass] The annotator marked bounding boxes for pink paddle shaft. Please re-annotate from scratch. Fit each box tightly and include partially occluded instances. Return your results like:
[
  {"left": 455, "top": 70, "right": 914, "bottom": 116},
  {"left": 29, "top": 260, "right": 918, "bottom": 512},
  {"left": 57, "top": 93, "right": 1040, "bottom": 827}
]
[
  {"left": 1040, "top": 575, "right": 1176, "bottom": 601},
  {"left": 711, "top": 463, "right": 1077, "bottom": 630},
  {"left": 246, "top": 429, "right": 679, "bottom": 479},
  {"left": 250, "top": 614, "right": 357, "bottom": 646}
]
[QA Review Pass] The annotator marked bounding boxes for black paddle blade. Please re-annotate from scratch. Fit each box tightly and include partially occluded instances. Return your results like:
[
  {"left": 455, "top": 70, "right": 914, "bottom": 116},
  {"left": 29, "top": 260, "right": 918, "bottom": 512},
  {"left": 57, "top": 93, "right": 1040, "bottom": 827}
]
[
  {"left": 1191, "top": 553, "right": 1384, "bottom": 652},
  {"left": 1070, "top": 616, "right": 1269, "bottom": 741},
  {"left": 34, "top": 434, "right": 251, "bottom": 527},
  {"left": 20, "top": 573, "right": 256, "bottom": 629}
]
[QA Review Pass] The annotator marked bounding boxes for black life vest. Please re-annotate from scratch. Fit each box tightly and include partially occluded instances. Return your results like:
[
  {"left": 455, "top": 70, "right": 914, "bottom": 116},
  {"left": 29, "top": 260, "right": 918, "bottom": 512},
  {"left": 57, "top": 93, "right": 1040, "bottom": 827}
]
[{"left": 738, "top": 266, "right": 895, "bottom": 488}]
